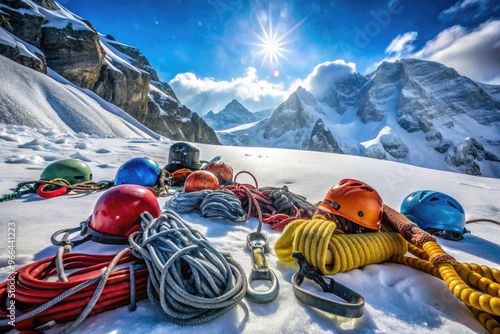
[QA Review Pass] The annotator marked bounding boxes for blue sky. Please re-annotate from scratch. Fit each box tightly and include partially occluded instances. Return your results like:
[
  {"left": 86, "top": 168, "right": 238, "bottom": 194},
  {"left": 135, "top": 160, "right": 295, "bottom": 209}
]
[{"left": 63, "top": 0, "right": 500, "bottom": 114}]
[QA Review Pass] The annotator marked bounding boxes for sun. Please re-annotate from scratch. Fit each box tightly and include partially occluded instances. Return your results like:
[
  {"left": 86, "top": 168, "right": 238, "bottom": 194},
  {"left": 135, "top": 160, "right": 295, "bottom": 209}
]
[
  {"left": 252, "top": 14, "right": 306, "bottom": 74},
  {"left": 256, "top": 24, "right": 286, "bottom": 65}
]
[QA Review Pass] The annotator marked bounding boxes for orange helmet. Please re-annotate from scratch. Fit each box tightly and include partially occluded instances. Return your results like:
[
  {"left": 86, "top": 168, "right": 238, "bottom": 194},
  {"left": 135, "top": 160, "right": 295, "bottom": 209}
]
[
  {"left": 204, "top": 162, "right": 234, "bottom": 185},
  {"left": 184, "top": 170, "right": 220, "bottom": 192},
  {"left": 317, "top": 179, "right": 383, "bottom": 231}
]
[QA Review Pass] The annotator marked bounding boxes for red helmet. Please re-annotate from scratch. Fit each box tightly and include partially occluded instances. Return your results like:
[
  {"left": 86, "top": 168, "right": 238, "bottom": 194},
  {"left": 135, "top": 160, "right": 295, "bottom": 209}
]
[
  {"left": 184, "top": 170, "right": 219, "bottom": 192},
  {"left": 86, "top": 184, "right": 162, "bottom": 243},
  {"left": 317, "top": 179, "right": 383, "bottom": 231},
  {"left": 204, "top": 162, "right": 234, "bottom": 185}
]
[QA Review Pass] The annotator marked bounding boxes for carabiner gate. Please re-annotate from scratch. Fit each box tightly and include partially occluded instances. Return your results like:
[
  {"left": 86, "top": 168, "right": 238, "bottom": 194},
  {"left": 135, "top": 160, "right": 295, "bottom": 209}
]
[{"left": 245, "top": 231, "right": 279, "bottom": 303}]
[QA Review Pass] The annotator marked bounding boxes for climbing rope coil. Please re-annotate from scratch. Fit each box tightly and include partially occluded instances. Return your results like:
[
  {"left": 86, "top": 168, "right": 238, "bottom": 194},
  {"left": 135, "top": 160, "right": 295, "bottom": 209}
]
[
  {"left": 165, "top": 189, "right": 247, "bottom": 222},
  {"left": 0, "top": 249, "right": 147, "bottom": 332},
  {"left": 274, "top": 205, "right": 500, "bottom": 333},
  {"left": 129, "top": 210, "right": 247, "bottom": 325}
]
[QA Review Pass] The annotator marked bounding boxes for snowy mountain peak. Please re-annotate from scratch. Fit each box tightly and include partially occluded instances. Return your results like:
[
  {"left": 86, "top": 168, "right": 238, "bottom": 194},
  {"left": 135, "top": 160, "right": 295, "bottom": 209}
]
[
  {"left": 204, "top": 99, "right": 270, "bottom": 131},
  {"left": 219, "top": 59, "right": 500, "bottom": 178},
  {"left": 263, "top": 91, "right": 311, "bottom": 140}
]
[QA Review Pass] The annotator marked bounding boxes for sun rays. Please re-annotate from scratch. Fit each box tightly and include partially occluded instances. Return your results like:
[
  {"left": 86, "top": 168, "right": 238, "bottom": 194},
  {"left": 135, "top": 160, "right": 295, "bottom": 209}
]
[{"left": 251, "top": 12, "right": 306, "bottom": 77}]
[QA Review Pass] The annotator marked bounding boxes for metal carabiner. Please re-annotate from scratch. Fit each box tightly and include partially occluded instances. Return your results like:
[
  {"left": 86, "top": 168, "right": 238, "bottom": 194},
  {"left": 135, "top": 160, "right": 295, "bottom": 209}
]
[{"left": 245, "top": 231, "right": 280, "bottom": 303}]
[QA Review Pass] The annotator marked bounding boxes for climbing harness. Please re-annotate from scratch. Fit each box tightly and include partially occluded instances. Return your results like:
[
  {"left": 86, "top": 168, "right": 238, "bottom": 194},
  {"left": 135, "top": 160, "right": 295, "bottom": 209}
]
[
  {"left": 128, "top": 210, "right": 247, "bottom": 325},
  {"left": 291, "top": 252, "right": 365, "bottom": 318},
  {"left": 400, "top": 190, "right": 468, "bottom": 241},
  {"left": 0, "top": 178, "right": 113, "bottom": 202}
]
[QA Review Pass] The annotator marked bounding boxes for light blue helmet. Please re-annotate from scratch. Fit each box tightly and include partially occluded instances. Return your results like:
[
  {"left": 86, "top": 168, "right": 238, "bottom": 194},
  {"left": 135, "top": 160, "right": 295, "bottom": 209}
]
[
  {"left": 114, "top": 157, "right": 162, "bottom": 187},
  {"left": 400, "top": 190, "right": 467, "bottom": 241}
]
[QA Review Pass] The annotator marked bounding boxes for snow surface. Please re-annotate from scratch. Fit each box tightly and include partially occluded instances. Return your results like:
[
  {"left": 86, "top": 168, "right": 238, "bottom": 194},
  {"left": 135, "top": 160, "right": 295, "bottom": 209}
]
[
  {"left": 1, "top": 123, "right": 499, "bottom": 334},
  {"left": 0, "top": 56, "right": 160, "bottom": 140}
]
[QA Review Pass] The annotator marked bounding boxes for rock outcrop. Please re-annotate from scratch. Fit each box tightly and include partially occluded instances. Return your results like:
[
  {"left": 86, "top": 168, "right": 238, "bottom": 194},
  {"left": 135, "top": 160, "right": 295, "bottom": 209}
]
[{"left": 0, "top": 0, "right": 219, "bottom": 144}]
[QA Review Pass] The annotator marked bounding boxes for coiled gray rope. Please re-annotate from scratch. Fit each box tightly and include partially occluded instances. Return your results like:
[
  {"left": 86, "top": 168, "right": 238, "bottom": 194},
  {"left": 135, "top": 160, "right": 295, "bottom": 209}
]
[
  {"left": 200, "top": 190, "right": 246, "bottom": 222},
  {"left": 128, "top": 210, "right": 247, "bottom": 325},
  {"left": 165, "top": 190, "right": 212, "bottom": 213},
  {"left": 166, "top": 190, "right": 247, "bottom": 223}
]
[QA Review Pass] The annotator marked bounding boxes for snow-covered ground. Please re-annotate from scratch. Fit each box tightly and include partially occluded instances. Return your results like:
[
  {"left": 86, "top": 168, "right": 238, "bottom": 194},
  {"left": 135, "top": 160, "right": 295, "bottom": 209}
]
[{"left": 1, "top": 123, "right": 499, "bottom": 333}]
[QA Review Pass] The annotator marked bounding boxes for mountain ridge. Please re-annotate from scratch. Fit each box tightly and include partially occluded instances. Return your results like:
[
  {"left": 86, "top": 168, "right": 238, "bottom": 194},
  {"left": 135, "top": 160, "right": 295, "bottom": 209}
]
[{"left": 218, "top": 58, "right": 500, "bottom": 178}]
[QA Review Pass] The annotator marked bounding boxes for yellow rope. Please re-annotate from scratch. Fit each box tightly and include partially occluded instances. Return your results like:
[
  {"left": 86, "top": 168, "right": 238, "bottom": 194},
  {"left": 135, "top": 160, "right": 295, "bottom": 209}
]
[
  {"left": 275, "top": 210, "right": 500, "bottom": 333},
  {"left": 274, "top": 215, "right": 408, "bottom": 275}
]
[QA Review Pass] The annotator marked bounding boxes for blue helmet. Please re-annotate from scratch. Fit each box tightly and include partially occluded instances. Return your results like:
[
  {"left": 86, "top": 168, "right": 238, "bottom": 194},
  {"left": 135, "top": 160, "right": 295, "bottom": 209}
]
[
  {"left": 114, "top": 157, "right": 162, "bottom": 187},
  {"left": 400, "top": 190, "right": 467, "bottom": 241}
]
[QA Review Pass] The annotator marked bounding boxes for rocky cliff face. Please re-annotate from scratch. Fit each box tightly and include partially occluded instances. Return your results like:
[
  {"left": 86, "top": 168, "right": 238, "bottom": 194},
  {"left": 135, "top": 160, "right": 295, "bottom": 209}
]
[
  {"left": 302, "top": 118, "right": 343, "bottom": 153},
  {"left": 263, "top": 88, "right": 313, "bottom": 140},
  {"left": 0, "top": 0, "right": 219, "bottom": 144}
]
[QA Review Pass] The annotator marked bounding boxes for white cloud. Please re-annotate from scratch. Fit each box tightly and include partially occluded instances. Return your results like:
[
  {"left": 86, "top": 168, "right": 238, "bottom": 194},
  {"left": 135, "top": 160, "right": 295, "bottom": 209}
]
[
  {"left": 412, "top": 26, "right": 467, "bottom": 58},
  {"left": 439, "top": 0, "right": 498, "bottom": 21},
  {"left": 385, "top": 31, "right": 418, "bottom": 56},
  {"left": 378, "top": 19, "right": 500, "bottom": 84},
  {"left": 296, "top": 60, "right": 357, "bottom": 98},
  {"left": 168, "top": 67, "right": 290, "bottom": 114},
  {"left": 416, "top": 20, "right": 500, "bottom": 84}
]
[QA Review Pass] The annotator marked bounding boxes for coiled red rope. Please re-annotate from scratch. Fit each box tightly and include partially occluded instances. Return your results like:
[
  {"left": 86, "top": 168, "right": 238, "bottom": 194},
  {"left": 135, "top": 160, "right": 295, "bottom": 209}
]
[
  {"left": 0, "top": 250, "right": 147, "bottom": 332},
  {"left": 225, "top": 171, "right": 310, "bottom": 231}
]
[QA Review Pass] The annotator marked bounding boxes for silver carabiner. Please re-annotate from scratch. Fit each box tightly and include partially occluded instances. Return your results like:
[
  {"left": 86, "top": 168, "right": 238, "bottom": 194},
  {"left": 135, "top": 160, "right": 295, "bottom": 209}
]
[{"left": 245, "top": 231, "right": 279, "bottom": 303}]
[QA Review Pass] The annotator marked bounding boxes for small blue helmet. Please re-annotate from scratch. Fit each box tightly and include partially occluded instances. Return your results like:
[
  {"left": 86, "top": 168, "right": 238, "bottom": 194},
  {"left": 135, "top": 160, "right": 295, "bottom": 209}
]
[
  {"left": 400, "top": 190, "right": 467, "bottom": 241},
  {"left": 114, "top": 157, "right": 162, "bottom": 187}
]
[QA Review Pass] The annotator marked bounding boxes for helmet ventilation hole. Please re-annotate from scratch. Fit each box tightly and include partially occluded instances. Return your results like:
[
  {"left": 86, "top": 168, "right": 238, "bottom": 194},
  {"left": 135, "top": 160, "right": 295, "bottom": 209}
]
[
  {"left": 447, "top": 200, "right": 458, "bottom": 209},
  {"left": 429, "top": 197, "right": 439, "bottom": 202}
]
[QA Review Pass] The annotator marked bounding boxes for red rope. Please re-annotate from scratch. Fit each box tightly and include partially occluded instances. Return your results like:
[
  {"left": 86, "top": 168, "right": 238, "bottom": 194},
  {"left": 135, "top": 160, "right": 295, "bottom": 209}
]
[
  {"left": 0, "top": 250, "right": 147, "bottom": 331},
  {"left": 226, "top": 171, "right": 308, "bottom": 231}
]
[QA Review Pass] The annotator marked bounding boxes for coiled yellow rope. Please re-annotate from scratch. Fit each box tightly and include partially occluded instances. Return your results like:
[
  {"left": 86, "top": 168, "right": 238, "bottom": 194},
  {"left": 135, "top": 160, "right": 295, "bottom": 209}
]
[
  {"left": 275, "top": 209, "right": 500, "bottom": 333},
  {"left": 274, "top": 215, "right": 408, "bottom": 275}
]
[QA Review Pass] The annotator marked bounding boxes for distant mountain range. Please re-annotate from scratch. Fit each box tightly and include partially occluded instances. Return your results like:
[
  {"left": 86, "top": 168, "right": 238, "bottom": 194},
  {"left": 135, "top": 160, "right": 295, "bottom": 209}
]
[
  {"left": 0, "top": 1, "right": 498, "bottom": 178},
  {"left": 204, "top": 99, "right": 272, "bottom": 130},
  {"left": 218, "top": 59, "right": 500, "bottom": 178}
]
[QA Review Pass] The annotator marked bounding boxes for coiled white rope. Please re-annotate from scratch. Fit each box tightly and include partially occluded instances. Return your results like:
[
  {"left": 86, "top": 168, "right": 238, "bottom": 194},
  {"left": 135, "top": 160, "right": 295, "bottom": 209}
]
[{"left": 128, "top": 210, "right": 247, "bottom": 325}]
